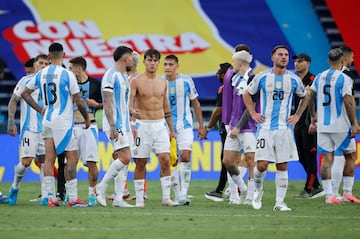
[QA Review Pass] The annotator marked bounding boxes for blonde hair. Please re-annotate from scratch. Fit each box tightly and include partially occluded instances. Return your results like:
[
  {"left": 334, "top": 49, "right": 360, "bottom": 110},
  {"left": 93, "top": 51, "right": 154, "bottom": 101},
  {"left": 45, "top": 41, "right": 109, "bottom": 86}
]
[{"left": 232, "top": 50, "right": 253, "bottom": 64}]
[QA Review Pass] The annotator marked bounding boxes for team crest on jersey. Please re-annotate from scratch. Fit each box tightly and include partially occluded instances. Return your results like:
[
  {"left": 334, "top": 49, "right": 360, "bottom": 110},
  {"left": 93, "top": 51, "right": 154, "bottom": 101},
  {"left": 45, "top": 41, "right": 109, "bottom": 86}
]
[
  {"left": 170, "top": 87, "right": 175, "bottom": 94},
  {"left": 275, "top": 81, "right": 282, "bottom": 89}
]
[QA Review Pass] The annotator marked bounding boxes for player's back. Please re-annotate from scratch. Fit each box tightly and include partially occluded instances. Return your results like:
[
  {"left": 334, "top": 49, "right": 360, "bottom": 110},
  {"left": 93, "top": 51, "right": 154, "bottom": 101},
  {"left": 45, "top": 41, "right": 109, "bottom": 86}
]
[{"left": 312, "top": 68, "right": 352, "bottom": 132}]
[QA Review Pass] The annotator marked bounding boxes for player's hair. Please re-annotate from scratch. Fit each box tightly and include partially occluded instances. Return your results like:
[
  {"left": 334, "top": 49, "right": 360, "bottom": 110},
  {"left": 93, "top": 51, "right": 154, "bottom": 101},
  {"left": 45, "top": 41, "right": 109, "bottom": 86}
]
[
  {"left": 113, "top": 46, "right": 133, "bottom": 62},
  {"left": 34, "top": 54, "right": 47, "bottom": 63},
  {"left": 69, "top": 56, "right": 87, "bottom": 70},
  {"left": 235, "top": 44, "right": 251, "bottom": 53},
  {"left": 271, "top": 45, "right": 289, "bottom": 55},
  {"left": 48, "top": 42, "right": 64, "bottom": 59},
  {"left": 164, "top": 54, "right": 179, "bottom": 63},
  {"left": 144, "top": 48, "right": 161, "bottom": 60},
  {"left": 328, "top": 48, "right": 343, "bottom": 63},
  {"left": 217, "top": 62, "right": 232, "bottom": 75}
]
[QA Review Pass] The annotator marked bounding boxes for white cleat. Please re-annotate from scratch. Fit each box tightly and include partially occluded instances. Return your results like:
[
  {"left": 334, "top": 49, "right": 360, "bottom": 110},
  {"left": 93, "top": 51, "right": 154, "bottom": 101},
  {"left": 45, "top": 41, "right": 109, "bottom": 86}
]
[
  {"left": 252, "top": 189, "right": 264, "bottom": 210},
  {"left": 95, "top": 186, "right": 107, "bottom": 207},
  {"left": 162, "top": 199, "right": 179, "bottom": 207},
  {"left": 229, "top": 198, "right": 241, "bottom": 205},
  {"left": 112, "top": 200, "right": 135, "bottom": 208},
  {"left": 273, "top": 202, "right": 292, "bottom": 211}
]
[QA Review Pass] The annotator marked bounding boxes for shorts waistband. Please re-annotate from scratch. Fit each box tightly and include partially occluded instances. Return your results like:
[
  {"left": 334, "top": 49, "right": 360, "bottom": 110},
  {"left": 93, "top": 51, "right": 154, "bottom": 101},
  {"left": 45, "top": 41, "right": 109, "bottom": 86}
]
[{"left": 74, "top": 119, "right": 96, "bottom": 125}]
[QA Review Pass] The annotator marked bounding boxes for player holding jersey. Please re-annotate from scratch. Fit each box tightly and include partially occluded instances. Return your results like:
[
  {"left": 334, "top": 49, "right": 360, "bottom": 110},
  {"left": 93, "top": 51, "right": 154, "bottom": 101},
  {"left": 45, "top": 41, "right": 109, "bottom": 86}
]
[
  {"left": 7, "top": 54, "right": 49, "bottom": 205},
  {"left": 243, "top": 45, "right": 309, "bottom": 211},
  {"left": 164, "top": 54, "right": 206, "bottom": 205},
  {"left": 21, "top": 42, "right": 90, "bottom": 207}
]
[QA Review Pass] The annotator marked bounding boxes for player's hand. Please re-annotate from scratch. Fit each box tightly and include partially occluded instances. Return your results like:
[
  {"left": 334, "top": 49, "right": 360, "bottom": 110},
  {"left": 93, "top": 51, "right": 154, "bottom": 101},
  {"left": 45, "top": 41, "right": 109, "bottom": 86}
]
[
  {"left": 7, "top": 121, "right": 17, "bottom": 136},
  {"left": 83, "top": 118, "right": 91, "bottom": 129},
  {"left": 229, "top": 127, "right": 240, "bottom": 139},
  {"left": 250, "top": 112, "right": 265, "bottom": 124},
  {"left": 308, "top": 122, "right": 317, "bottom": 134}
]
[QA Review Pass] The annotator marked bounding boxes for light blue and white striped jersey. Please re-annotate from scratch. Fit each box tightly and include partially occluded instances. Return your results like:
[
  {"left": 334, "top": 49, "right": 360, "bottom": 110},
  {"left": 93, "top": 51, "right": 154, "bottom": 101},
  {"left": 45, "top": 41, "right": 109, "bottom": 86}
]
[
  {"left": 13, "top": 74, "right": 43, "bottom": 135},
  {"left": 26, "top": 64, "right": 79, "bottom": 129},
  {"left": 247, "top": 69, "right": 306, "bottom": 130},
  {"left": 310, "top": 68, "right": 352, "bottom": 133},
  {"left": 101, "top": 67, "right": 131, "bottom": 132},
  {"left": 166, "top": 73, "right": 198, "bottom": 133}
]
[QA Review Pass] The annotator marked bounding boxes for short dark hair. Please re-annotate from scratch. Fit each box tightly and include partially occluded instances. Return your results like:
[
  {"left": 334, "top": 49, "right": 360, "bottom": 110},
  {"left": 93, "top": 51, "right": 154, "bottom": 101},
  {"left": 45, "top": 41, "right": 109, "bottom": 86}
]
[
  {"left": 34, "top": 54, "right": 48, "bottom": 63},
  {"left": 48, "top": 42, "right": 63, "bottom": 53},
  {"left": 235, "top": 44, "right": 250, "bottom": 53},
  {"left": 24, "top": 58, "right": 35, "bottom": 67},
  {"left": 217, "top": 62, "right": 232, "bottom": 75},
  {"left": 164, "top": 54, "right": 178, "bottom": 63},
  {"left": 144, "top": 48, "right": 161, "bottom": 60},
  {"left": 113, "top": 46, "right": 133, "bottom": 62},
  {"left": 271, "top": 45, "right": 289, "bottom": 55},
  {"left": 340, "top": 45, "right": 353, "bottom": 55},
  {"left": 69, "top": 56, "right": 87, "bottom": 70}
]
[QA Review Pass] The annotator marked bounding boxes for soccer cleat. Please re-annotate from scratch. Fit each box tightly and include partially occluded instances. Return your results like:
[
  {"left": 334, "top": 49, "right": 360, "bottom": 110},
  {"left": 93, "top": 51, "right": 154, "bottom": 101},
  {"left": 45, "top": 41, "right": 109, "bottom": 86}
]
[
  {"left": 293, "top": 190, "right": 311, "bottom": 199},
  {"left": 325, "top": 196, "right": 342, "bottom": 204},
  {"left": 88, "top": 196, "right": 97, "bottom": 207},
  {"left": 68, "top": 198, "right": 88, "bottom": 207},
  {"left": 0, "top": 193, "right": 8, "bottom": 204},
  {"left": 229, "top": 198, "right": 241, "bottom": 205},
  {"left": 112, "top": 200, "right": 135, "bottom": 208},
  {"left": 96, "top": 186, "right": 107, "bottom": 207},
  {"left": 252, "top": 189, "right": 264, "bottom": 210},
  {"left": 310, "top": 188, "right": 325, "bottom": 199},
  {"left": 123, "top": 193, "right": 132, "bottom": 201},
  {"left": 8, "top": 187, "right": 19, "bottom": 206},
  {"left": 204, "top": 190, "right": 224, "bottom": 202},
  {"left": 162, "top": 199, "right": 178, "bottom": 207},
  {"left": 48, "top": 197, "right": 60, "bottom": 207},
  {"left": 40, "top": 198, "right": 48, "bottom": 206},
  {"left": 177, "top": 196, "right": 191, "bottom": 206},
  {"left": 273, "top": 202, "right": 292, "bottom": 211},
  {"left": 242, "top": 199, "right": 252, "bottom": 205},
  {"left": 342, "top": 194, "right": 360, "bottom": 204}
]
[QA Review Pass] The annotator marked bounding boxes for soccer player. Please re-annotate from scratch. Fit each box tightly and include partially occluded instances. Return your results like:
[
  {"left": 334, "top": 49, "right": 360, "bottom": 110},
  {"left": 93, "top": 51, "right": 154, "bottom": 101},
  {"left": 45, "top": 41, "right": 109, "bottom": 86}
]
[
  {"left": 7, "top": 54, "right": 49, "bottom": 205},
  {"left": 69, "top": 56, "right": 102, "bottom": 206},
  {"left": 308, "top": 47, "right": 360, "bottom": 204},
  {"left": 223, "top": 50, "right": 257, "bottom": 205},
  {"left": 129, "top": 48, "right": 177, "bottom": 207},
  {"left": 163, "top": 54, "right": 206, "bottom": 205},
  {"left": 292, "top": 53, "right": 324, "bottom": 199},
  {"left": 21, "top": 42, "right": 90, "bottom": 207},
  {"left": 243, "top": 45, "right": 308, "bottom": 211},
  {"left": 95, "top": 46, "right": 135, "bottom": 207}
]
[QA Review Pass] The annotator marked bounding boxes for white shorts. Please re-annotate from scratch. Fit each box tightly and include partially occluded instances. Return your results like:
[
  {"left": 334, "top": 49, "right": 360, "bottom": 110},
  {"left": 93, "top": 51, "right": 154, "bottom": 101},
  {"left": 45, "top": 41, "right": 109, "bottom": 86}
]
[
  {"left": 20, "top": 131, "right": 45, "bottom": 158},
  {"left": 74, "top": 122, "right": 99, "bottom": 165},
  {"left": 105, "top": 128, "right": 135, "bottom": 152},
  {"left": 42, "top": 125, "right": 79, "bottom": 154},
  {"left": 131, "top": 119, "right": 170, "bottom": 158},
  {"left": 318, "top": 131, "right": 355, "bottom": 155},
  {"left": 176, "top": 127, "right": 193, "bottom": 151},
  {"left": 255, "top": 128, "right": 299, "bottom": 163},
  {"left": 224, "top": 132, "right": 257, "bottom": 153}
]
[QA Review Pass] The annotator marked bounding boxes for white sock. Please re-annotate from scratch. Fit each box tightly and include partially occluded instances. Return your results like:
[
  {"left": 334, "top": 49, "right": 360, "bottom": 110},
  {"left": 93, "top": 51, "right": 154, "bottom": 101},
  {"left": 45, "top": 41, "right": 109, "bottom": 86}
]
[
  {"left": 12, "top": 162, "right": 27, "bottom": 189},
  {"left": 171, "top": 166, "right": 181, "bottom": 200},
  {"left": 40, "top": 163, "right": 46, "bottom": 199},
  {"left": 343, "top": 176, "right": 354, "bottom": 196},
  {"left": 275, "top": 170, "right": 288, "bottom": 204},
  {"left": 114, "top": 165, "right": 128, "bottom": 201},
  {"left": 134, "top": 179, "right": 145, "bottom": 205},
  {"left": 88, "top": 186, "right": 96, "bottom": 198},
  {"left": 180, "top": 162, "right": 191, "bottom": 198},
  {"left": 43, "top": 176, "right": 55, "bottom": 199},
  {"left": 331, "top": 155, "right": 345, "bottom": 196},
  {"left": 238, "top": 166, "right": 248, "bottom": 178},
  {"left": 254, "top": 167, "right": 266, "bottom": 191},
  {"left": 322, "top": 179, "right": 333, "bottom": 197},
  {"left": 246, "top": 178, "right": 255, "bottom": 200},
  {"left": 99, "top": 159, "right": 126, "bottom": 191},
  {"left": 160, "top": 176, "right": 172, "bottom": 201},
  {"left": 65, "top": 178, "right": 78, "bottom": 201},
  {"left": 227, "top": 172, "right": 239, "bottom": 200}
]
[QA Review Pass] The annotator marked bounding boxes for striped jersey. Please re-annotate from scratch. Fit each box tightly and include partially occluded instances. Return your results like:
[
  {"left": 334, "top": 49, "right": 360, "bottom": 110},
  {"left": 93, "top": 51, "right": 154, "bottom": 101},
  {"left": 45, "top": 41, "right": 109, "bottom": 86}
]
[
  {"left": 13, "top": 74, "right": 43, "bottom": 134},
  {"left": 247, "top": 69, "right": 306, "bottom": 130},
  {"left": 101, "top": 67, "right": 131, "bottom": 132},
  {"left": 310, "top": 68, "right": 352, "bottom": 133},
  {"left": 167, "top": 73, "right": 198, "bottom": 133},
  {"left": 26, "top": 64, "right": 79, "bottom": 129}
]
